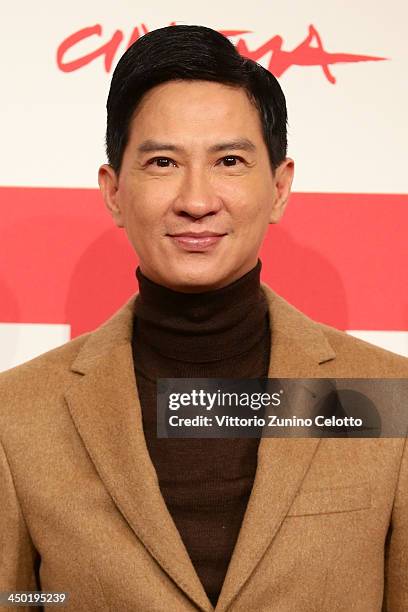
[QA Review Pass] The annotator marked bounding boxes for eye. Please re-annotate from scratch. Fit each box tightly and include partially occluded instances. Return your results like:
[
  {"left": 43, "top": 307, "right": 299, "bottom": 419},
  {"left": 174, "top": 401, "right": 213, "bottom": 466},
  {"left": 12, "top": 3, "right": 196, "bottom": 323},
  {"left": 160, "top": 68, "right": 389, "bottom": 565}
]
[
  {"left": 219, "top": 156, "right": 244, "bottom": 167},
  {"left": 148, "top": 157, "right": 177, "bottom": 168}
]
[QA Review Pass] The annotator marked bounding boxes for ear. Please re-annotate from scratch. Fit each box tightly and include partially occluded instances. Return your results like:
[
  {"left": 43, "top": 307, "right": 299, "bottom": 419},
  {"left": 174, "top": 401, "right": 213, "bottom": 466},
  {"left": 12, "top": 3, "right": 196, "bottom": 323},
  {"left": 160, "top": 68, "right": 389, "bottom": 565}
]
[
  {"left": 98, "top": 164, "right": 125, "bottom": 228},
  {"left": 269, "top": 157, "right": 295, "bottom": 224}
]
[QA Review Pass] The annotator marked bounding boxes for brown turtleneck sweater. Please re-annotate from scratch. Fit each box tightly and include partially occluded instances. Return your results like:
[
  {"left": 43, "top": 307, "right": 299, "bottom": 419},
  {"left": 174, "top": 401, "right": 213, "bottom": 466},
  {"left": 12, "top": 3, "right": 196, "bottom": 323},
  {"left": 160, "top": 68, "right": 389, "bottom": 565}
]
[{"left": 131, "top": 260, "right": 270, "bottom": 607}]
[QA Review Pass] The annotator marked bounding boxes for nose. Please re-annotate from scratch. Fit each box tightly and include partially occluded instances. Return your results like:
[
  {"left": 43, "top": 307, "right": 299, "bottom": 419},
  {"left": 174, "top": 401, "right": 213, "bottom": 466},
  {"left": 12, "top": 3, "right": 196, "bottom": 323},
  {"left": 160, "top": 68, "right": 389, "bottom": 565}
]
[{"left": 173, "top": 167, "right": 222, "bottom": 219}]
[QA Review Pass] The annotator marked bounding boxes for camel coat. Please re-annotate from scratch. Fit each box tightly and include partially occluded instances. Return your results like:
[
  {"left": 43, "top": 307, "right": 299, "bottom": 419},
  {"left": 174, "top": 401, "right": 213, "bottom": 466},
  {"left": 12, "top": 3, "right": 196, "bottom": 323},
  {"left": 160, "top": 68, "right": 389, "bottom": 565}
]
[{"left": 0, "top": 283, "right": 407, "bottom": 611}]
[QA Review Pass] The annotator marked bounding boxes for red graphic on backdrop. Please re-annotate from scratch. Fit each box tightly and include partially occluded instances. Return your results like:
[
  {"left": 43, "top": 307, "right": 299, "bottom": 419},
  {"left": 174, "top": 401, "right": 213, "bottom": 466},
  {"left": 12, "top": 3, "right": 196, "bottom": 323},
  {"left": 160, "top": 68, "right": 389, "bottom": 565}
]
[
  {"left": 1, "top": 187, "right": 407, "bottom": 336},
  {"left": 57, "top": 23, "right": 386, "bottom": 83}
]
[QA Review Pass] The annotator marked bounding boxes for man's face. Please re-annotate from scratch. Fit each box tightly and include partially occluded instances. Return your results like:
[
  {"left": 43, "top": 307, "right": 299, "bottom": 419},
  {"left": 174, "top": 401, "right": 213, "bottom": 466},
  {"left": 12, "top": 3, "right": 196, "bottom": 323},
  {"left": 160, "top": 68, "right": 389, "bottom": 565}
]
[{"left": 99, "top": 80, "right": 294, "bottom": 292}]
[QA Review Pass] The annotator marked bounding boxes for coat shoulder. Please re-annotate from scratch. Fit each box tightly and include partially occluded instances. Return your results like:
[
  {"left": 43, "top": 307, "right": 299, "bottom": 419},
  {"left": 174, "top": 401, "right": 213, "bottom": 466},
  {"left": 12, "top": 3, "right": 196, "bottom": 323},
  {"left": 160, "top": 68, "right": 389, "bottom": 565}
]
[
  {"left": 262, "top": 283, "right": 408, "bottom": 377},
  {"left": 0, "top": 332, "right": 91, "bottom": 422},
  {"left": 0, "top": 293, "right": 137, "bottom": 394},
  {"left": 316, "top": 320, "right": 408, "bottom": 377},
  {"left": 0, "top": 331, "right": 90, "bottom": 379},
  {"left": 0, "top": 294, "right": 137, "bottom": 432}
]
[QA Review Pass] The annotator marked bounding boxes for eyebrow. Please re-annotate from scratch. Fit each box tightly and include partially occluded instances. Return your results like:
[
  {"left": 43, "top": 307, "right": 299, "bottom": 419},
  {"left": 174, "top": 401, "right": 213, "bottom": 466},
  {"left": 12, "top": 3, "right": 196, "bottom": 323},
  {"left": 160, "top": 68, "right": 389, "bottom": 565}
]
[{"left": 137, "top": 138, "right": 256, "bottom": 154}]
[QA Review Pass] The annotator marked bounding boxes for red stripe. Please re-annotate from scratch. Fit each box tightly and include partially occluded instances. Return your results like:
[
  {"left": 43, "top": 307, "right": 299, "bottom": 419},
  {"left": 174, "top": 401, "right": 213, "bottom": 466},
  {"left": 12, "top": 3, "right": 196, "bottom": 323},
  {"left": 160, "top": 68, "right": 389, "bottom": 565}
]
[{"left": 0, "top": 187, "right": 406, "bottom": 337}]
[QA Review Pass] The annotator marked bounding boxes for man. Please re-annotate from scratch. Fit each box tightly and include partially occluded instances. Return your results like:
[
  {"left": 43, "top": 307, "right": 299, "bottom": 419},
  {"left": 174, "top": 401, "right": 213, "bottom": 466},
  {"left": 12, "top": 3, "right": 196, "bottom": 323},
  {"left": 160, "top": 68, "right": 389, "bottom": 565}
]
[{"left": 0, "top": 24, "right": 407, "bottom": 612}]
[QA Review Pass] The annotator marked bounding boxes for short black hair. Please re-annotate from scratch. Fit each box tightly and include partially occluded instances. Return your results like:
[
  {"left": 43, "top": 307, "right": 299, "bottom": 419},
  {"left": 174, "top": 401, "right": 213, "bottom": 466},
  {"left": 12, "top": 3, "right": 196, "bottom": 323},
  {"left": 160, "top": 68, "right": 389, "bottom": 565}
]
[{"left": 106, "top": 24, "right": 288, "bottom": 174}]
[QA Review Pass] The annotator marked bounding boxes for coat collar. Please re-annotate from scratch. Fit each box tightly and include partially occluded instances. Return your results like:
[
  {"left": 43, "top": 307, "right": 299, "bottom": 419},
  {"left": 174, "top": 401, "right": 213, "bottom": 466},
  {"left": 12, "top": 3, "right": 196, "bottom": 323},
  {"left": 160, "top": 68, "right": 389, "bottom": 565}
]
[{"left": 65, "top": 284, "right": 336, "bottom": 611}]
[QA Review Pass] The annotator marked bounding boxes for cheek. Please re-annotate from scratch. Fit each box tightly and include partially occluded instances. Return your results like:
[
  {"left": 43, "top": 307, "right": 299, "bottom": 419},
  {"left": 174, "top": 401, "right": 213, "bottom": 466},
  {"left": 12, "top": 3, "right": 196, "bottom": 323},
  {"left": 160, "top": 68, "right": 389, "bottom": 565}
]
[
  {"left": 121, "top": 182, "right": 168, "bottom": 235},
  {"left": 218, "top": 167, "right": 273, "bottom": 203},
  {"left": 219, "top": 180, "right": 273, "bottom": 228}
]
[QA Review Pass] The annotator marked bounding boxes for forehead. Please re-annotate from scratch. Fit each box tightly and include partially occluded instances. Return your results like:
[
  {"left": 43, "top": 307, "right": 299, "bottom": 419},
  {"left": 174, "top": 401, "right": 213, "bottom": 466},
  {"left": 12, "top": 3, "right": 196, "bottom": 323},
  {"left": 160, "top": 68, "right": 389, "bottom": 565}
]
[{"left": 128, "top": 80, "right": 264, "bottom": 145}]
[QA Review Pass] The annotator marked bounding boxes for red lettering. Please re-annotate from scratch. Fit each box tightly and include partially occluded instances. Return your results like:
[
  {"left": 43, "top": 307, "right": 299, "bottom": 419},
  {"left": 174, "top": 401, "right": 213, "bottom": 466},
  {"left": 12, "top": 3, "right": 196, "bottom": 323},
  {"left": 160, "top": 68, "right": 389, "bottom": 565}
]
[
  {"left": 234, "top": 25, "right": 385, "bottom": 83},
  {"left": 57, "top": 24, "right": 123, "bottom": 73},
  {"left": 126, "top": 23, "right": 149, "bottom": 49},
  {"left": 56, "top": 23, "right": 386, "bottom": 82}
]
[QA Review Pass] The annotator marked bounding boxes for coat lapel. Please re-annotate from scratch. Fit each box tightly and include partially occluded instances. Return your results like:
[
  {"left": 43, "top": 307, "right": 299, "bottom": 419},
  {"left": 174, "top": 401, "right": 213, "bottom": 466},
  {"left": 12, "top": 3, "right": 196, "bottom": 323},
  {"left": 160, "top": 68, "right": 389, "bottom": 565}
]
[
  {"left": 64, "top": 296, "right": 213, "bottom": 612},
  {"left": 215, "top": 284, "right": 336, "bottom": 611}
]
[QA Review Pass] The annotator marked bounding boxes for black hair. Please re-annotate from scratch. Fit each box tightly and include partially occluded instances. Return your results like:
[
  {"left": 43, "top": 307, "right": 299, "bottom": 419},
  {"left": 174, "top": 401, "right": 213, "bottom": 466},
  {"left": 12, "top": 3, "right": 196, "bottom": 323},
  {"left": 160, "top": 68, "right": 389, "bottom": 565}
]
[{"left": 106, "top": 24, "right": 287, "bottom": 173}]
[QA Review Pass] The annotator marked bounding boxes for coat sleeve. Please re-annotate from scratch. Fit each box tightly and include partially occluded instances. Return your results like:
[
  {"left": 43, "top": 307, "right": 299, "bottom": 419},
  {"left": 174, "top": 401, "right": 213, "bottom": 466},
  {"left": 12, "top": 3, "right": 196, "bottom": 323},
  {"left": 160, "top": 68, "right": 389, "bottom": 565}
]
[
  {"left": 0, "top": 436, "right": 41, "bottom": 611},
  {"left": 383, "top": 436, "right": 408, "bottom": 611}
]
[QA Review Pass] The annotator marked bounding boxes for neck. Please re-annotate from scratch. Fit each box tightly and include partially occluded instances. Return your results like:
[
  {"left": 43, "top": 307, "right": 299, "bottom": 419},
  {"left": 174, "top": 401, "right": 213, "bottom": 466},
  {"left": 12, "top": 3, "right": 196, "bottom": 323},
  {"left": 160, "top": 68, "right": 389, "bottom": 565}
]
[{"left": 132, "top": 259, "right": 269, "bottom": 362}]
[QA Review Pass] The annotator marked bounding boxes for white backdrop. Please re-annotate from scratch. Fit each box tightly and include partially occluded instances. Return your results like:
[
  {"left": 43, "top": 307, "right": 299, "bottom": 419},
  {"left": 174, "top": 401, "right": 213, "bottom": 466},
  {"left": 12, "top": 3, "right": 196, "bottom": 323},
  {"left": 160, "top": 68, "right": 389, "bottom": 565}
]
[{"left": 0, "top": 0, "right": 407, "bottom": 370}]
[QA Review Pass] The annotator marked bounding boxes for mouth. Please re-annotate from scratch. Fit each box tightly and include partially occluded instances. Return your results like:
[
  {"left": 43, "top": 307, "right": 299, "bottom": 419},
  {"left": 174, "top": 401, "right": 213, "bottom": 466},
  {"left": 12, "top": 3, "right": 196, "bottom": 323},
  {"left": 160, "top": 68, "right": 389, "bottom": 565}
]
[{"left": 167, "top": 232, "right": 227, "bottom": 252}]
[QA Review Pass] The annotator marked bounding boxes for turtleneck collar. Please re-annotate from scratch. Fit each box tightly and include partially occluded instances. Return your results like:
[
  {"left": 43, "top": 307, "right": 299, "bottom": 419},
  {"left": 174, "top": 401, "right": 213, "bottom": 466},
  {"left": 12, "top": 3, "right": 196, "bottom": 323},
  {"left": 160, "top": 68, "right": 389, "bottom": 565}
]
[{"left": 132, "top": 259, "right": 269, "bottom": 363}]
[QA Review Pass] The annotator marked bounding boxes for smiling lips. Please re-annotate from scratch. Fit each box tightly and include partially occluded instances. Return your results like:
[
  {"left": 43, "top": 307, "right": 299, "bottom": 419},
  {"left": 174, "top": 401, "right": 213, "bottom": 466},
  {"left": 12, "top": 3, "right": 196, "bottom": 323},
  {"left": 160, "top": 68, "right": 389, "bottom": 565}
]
[{"left": 168, "top": 231, "right": 226, "bottom": 251}]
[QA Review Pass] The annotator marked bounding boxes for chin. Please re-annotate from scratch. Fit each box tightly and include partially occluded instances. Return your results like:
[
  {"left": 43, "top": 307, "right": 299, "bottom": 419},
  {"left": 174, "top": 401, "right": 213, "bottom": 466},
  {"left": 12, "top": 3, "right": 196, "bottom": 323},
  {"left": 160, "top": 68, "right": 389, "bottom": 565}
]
[{"left": 165, "top": 264, "right": 226, "bottom": 293}]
